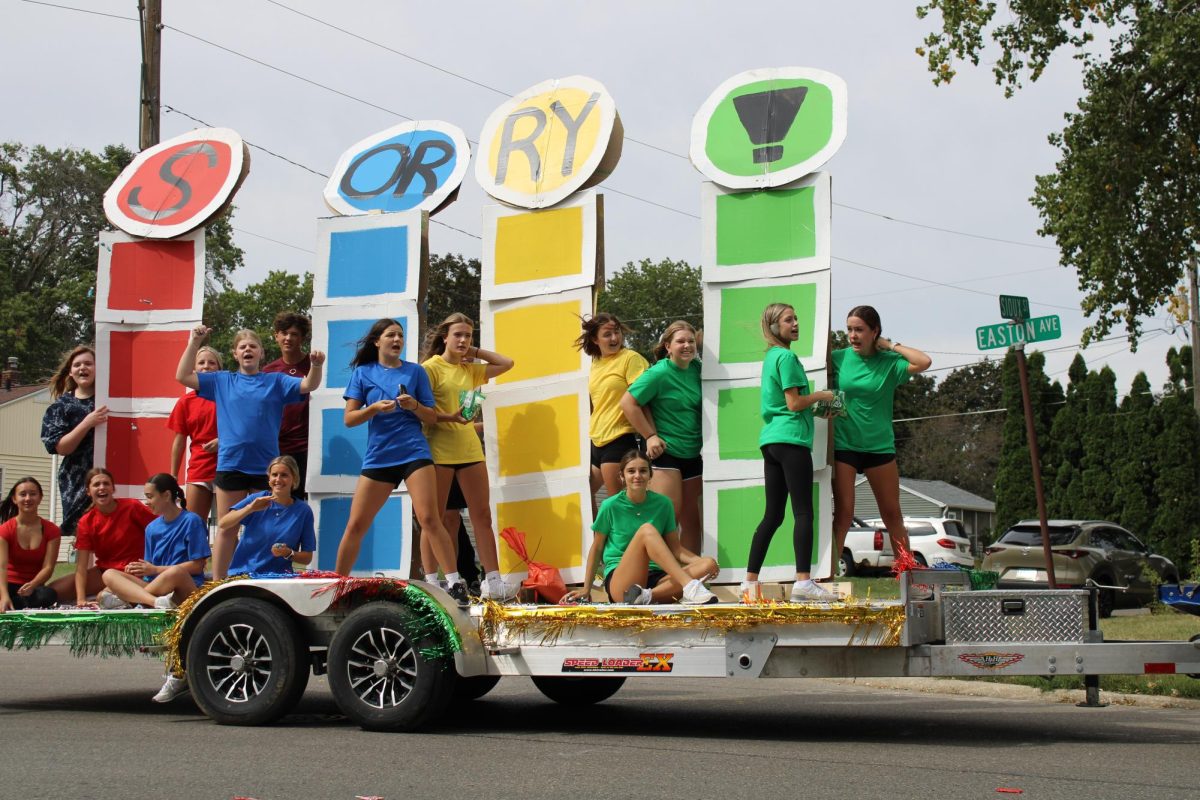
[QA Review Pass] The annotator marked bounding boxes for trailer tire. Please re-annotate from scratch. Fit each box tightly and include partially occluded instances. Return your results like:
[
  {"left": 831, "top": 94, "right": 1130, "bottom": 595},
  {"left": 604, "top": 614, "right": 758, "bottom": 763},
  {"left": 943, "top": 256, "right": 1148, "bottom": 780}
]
[
  {"left": 186, "top": 597, "right": 309, "bottom": 726},
  {"left": 326, "top": 602, "right": 453, "bottom": 731},
  {"left": 453, "top": 675, "right": 501, "bottom": 702},
  {"left": 531, "top": 676, "right": 625, "bottom": 706},
  {"left": 838, "top": 551, "right": 856, "bottom": 578}
]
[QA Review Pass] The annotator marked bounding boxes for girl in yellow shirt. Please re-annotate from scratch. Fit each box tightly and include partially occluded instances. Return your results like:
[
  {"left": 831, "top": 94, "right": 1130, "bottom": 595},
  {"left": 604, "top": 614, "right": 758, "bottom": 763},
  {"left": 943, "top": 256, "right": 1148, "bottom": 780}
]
[{"left": 422, "top": 313, "right": 516, "bottom": 601}]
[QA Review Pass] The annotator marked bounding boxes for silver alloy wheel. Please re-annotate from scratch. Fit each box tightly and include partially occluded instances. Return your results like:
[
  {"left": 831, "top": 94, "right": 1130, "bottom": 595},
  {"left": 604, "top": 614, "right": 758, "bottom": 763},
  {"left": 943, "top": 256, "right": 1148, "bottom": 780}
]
[
  {"left": 345, "top": 626, "right": 418, "bottom": 709},
  {"left": 205, "top": 622, "right": 273, "bottom": 703}
]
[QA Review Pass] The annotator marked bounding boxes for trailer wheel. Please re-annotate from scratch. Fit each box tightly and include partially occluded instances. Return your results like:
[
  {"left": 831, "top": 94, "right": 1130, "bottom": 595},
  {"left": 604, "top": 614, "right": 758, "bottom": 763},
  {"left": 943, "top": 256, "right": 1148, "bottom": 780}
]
[
  {"left": 326, "top": 602, "right": 453, "bottom": 731},
  {"left": 531, "top": 676, "right": 625, "bottom": 706},
  {"left": 454, "top": 675, "right": 501, "bottom": 702},
  {"left": 186, "top": 597, "right": 309, "bottom": 726}
]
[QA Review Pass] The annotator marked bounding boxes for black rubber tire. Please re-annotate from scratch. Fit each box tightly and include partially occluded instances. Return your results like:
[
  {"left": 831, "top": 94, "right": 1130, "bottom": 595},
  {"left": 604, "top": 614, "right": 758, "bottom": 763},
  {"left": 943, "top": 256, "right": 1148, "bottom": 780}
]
[
  {"left": 185, "top": 597, "right": 310, "bottom": 726},
  {"left": 1097, "top": 587, "right": 1116, "bottom": 619},
  {"left": 839, "top": 551, "right": 856, "bottom": 578},
  {"left": 326, "top": 602, "right": 454, "bottom": 732},
  {"left": 913, "top": 552, "right": 928, "bottom": 567},
  {"left": 531, "top": 676, "right": 625, "bottom": 706},
  {"left": 453, "top": 674, "right": 501, "bottom": 702}
]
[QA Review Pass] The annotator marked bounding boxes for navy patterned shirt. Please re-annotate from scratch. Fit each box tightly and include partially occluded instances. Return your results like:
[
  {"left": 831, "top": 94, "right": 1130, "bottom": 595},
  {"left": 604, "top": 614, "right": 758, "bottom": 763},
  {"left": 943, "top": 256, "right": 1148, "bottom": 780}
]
[{"left": 40, "top": 392, "right": 95, "bottom": 536}]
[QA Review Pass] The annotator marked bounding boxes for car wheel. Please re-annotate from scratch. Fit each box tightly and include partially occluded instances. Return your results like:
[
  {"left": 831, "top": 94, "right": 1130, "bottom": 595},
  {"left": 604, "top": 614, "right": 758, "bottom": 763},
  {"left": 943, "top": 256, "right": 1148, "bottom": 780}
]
[
  {"left": 185, "top": 597, "right": 310, "bottom": 726},
  {"left": 453, "top": 675, "right": 501, "bottom": 702},
  {"left": 531, "top": 676, "right": 625, "bottom": 706},
  {"left": 838, "top": 551, "right": 855, "bottom": 578},
  {"left": 1097, "top": 587, "right": 1116, "bottom": 619},
  {"left": 913, "top": 552, "right": 928, "bottom": 567},
  {"left": 326, "top": 602, "right": 454, "bottom": 731}
]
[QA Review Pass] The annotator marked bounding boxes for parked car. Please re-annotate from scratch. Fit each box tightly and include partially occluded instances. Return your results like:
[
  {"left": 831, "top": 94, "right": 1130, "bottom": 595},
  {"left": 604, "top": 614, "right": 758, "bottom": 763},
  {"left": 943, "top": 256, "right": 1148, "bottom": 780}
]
[
  {"left": 865, "top": 517, "right": 974, "bottom": 569},
  {"left": 840, "top": 516, "right": 893, "bottom": 576},
  {"left": 981, "top": 520, "right": 1180, "bottom": 617}
]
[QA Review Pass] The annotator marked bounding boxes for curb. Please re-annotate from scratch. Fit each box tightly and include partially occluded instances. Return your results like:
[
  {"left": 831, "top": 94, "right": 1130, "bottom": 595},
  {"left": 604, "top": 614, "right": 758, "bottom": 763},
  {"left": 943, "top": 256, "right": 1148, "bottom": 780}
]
[{"left": 822, "top": 676, "right": 1200, "bottom": 709}]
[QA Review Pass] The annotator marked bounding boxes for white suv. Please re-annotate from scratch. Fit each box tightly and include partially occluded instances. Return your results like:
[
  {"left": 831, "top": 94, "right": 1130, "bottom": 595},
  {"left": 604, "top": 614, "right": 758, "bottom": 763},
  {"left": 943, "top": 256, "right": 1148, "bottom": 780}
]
[
  {"left": 840, "top": 517, "right": 893, "bottom": 576},
  {"left": 864, "top": 517, "right": 974, "bottom": 569}
]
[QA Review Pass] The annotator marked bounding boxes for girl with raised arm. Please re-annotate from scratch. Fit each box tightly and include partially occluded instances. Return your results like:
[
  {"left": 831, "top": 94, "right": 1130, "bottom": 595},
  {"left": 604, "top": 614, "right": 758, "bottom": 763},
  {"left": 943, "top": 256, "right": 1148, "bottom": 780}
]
[
  {"left": 0, "top": 478, "right": 60, "bottom": 611},
  {"left": 421, "top": 313, "right": 516, "bottom": 601},
  {"left": 222, "top": 456, "right": 314, "bottom": 577},
  {"left": 619, "top": 321, "right": 704, "bottom": 553},
  {"left": 176, "top": 325, "right": 324, "bottom": 579},
  {"left": 565, "top": 450, "right": 717, "bottom": 605},
  {"left": 40, "top": 346, "right": 107, "bottom": 536},
  {"left": 575, "top": 313, "right": 649, "bottom": 511},
  {"left": 830, "top": 305, "right": 932, "bottom": 567},
  {"left": 741, "top": 304, "right": 837, "bottom": 604},
  {"left": 332, "top": 320, "right": 466, "bottom": 604},
  {"left": 167, "top": 346, "right": 221, "bottom": 526}
]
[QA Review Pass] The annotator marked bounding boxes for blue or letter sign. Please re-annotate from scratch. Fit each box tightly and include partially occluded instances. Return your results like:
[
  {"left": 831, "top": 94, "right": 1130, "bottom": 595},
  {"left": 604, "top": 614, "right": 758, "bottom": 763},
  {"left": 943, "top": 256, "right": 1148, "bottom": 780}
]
[{"left": 325, "top": 121, "right": 471, "bottom": 216}]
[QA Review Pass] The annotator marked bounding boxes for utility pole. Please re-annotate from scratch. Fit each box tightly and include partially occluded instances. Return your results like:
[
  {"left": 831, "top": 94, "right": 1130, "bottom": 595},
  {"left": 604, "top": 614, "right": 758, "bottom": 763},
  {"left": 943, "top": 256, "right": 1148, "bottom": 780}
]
[
  {"left": 139, "top": 0, "right": 162, "bottom": 150},
  {"left": 1190, "top": 253, "right": 1199, "bottom": 417}
]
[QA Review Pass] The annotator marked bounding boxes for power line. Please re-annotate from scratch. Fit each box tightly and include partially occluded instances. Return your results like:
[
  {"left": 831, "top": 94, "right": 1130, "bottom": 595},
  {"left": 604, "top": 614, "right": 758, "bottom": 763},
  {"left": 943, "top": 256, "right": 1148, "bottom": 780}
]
[{"left": 17, "top": 0, "right": 135, "bottom": 22}]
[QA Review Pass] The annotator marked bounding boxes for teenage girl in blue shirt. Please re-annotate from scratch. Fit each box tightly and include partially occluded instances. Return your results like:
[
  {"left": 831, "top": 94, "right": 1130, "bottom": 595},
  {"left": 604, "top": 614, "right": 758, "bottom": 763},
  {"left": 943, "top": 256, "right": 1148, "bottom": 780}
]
[{"left": 176, "top": 325, "right": 324, "bottom": 579}]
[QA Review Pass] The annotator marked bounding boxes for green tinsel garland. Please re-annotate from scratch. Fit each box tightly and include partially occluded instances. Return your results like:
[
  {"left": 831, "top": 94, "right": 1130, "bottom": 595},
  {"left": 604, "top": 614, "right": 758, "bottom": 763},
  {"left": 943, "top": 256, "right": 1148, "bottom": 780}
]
[
  {"left": 399, "top": 582, "right": 462, "bottom": 660},
  {"left": 0, "top": 611, "right": 174, "bottom": 658}
]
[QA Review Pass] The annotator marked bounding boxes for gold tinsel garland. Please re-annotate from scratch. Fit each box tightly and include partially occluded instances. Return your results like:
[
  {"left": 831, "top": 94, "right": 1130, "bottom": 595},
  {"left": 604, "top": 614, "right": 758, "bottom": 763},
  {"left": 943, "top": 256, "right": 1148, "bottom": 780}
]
[
  {"left": 161, "top": 575, "right": 250, "bottom": 678},
  {"left": 479, "top": 599, "right": 906, "bottom": 647}
]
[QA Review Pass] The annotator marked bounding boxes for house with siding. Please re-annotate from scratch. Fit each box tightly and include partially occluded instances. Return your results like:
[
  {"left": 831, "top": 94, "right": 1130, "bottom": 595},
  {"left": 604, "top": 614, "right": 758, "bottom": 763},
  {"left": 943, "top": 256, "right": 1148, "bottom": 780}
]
[{"left": 853, "top": 477, "right": 996, "bottom": 550}]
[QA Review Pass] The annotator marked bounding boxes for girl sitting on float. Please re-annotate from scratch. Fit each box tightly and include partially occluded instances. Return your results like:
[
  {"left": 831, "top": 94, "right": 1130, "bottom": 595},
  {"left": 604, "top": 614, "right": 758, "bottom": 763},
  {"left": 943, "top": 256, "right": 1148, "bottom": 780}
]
[
  {"left": 48, "top": 468, "right": 155, "bottom": 607},
  {"left": 421, "top": 313, "right": 516, "bottom": 601},
  {"left": 221, "top": 455, "right": 314, "bottom": 577},
  {"left": 0, "top": 477, "right": 60, "bottom": 611},
  {"left": 99, "top": 473, "right": 210, "bottom": 610},
  {"left": 176, "top": 325, "right": 324, "bottom": 579},
  {"left": 574, "top": 312, "right": 648, "bottom": 513},
  {"left": 620, "top": 320, "right": 704, "bottom": 554},
  {"left": 565, "top": 450, "right": 718, "bottom": 605}
]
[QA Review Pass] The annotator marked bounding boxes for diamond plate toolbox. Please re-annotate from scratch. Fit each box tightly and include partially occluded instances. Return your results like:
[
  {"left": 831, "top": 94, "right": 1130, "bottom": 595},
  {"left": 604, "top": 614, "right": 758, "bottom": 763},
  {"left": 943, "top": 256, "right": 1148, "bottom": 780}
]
[{"left": 942, "top": 590, "right": 1089, "bottom": 643}]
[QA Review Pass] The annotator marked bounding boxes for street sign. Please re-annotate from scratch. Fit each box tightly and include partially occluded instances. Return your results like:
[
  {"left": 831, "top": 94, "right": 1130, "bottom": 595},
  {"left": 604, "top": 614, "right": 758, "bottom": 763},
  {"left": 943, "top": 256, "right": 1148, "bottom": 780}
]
[
  {"left": 999, "top": 294, "right": 1030, "bottom": 321},
  {"left": 976, "top": 314, "right": 1062, "bottom": 350}
]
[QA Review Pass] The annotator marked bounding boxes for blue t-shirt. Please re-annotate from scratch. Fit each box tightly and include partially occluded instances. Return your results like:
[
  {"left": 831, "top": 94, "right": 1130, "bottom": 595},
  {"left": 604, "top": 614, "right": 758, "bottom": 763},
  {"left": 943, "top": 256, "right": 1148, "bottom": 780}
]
[
  {"left": 144, "top": 510, "right": 212, "bottom": 587},
  {"left": 344, "top": 361, "right": 435, "bottom": 469},
  {"left": 197, "top": 371, "right": 303, "bottom": 474},
  {"left": 227, "top": 491, "right": 316, "bottom": 576}
]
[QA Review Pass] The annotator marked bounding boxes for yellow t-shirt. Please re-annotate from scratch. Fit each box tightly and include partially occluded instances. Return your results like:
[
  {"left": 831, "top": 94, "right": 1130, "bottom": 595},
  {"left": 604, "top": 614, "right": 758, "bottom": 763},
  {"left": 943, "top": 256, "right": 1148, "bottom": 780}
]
[
  {"left": 422, "top": 355, "right": 488, "bottom": 464},
  {"left": 588, "top": 348, "right": 649, "bottom": 446}
]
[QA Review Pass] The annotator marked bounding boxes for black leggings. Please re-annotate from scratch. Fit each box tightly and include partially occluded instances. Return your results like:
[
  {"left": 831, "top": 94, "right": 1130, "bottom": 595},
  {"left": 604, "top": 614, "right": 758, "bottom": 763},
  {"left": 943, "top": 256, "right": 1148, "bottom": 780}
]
[
  {"left": 746, "top": 443, "right": 814, "bottom": 574},
  {"left": 6, "top": 582, "right": 57, "bottom": 609}
]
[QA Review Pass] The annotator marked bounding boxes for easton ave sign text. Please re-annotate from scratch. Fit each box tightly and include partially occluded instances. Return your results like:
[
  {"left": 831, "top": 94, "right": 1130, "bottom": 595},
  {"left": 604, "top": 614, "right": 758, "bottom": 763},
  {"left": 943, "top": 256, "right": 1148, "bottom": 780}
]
[{"left": 976, "top": 314, "right": 1063, "bottom": 350}]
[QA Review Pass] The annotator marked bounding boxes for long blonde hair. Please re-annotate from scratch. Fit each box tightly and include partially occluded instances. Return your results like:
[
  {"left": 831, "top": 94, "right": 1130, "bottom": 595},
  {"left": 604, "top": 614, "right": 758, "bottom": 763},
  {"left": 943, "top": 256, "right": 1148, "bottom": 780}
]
[
  {"left": 761, "top": 303, "right": 794, "bottom": 349},
  {"left": 423, "top": 312, "right": 474, "bottom": 361}
]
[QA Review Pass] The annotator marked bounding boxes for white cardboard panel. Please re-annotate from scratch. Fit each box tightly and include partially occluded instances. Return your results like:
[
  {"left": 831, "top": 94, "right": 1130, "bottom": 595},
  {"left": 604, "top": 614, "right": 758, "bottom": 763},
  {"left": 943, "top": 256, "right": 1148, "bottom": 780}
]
[
  {"left": 481, "top": 378, "right": 590, "bottom": 488},
  {"left": 490, "top": 476, "right": 593, "bottom": 585},
  {"left": 311, "top": 301, "right": 421, "bottom": 392},
  {"left": 94, "top": 321, "right": 190, "bottom": 415},
  {"left": 311, "top": 490, "right": 411, "bottom": 578},
  {"left": 480, "top": 190, "right": 602, "bottom": 301},
  {"left": 701, "top": 370, "right": 829, "bottom": 480},
  {"left": 699, "top": 173, "right": 830, "bottom": 284},
  {"left": 702, "top": 467, "right": 833, "bottom": 583},
  {"left": 700, "top": 270, "right": 830, "bottom": 381},
  {"left": 95, "top": 229, "right": 205, "bottom": 324},
  {"left": 313, "top": 211, "right": 427, "bottom": 306},
  {"left": 305, "top": 393, "right": 369, "bottom": 495},
  {"left": 479, "top": 286, "right": 592, "bottom": 391}
]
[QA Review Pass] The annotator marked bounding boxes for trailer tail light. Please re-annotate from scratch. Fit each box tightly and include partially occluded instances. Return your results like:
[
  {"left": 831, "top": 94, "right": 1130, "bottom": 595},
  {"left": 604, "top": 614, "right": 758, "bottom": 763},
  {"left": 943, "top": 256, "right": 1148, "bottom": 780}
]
[
  {"left": 873, "top": 530, "right": 884, "bottom": 550},
  {"left": 936, "top": 538, "right": 957, "bottom": 549}
]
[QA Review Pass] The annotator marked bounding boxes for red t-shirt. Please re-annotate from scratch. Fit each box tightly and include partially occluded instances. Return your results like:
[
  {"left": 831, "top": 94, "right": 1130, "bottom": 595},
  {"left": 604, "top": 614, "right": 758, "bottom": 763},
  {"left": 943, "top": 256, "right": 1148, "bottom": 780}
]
[
  {"left": 263, "top": 355, "right": 310, "bottom": 455},
  {"left": 0, "top": 518, "right": 61, "bottom": 584},
  {"left": 75, "top": 499, "right": 155, "bottom": 570},
  {"left": 168, "top": 391, "right": 218, "bottom": 482}
]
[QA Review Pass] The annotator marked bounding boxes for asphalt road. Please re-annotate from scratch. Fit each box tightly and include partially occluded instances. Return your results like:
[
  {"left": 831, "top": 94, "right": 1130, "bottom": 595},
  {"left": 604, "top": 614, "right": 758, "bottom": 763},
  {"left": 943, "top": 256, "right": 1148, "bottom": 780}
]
[{"left": 1, "top": 649, "right": 1197, "bottom": 800}]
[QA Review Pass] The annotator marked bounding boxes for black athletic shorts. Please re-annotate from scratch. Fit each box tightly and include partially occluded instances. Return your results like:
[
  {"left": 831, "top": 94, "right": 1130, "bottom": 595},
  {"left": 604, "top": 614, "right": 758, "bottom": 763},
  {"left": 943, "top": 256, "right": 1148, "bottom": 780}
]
[
  {"left": 214, "top": 471, "right": 270, "bottom": 492},
  {"left": 604, "top": 568, "right": 667, "bottom": 602},
  {"left": 362, "top": 459, "right": 434, "bottom": 487},
  {"left": 439, "top": 460, "right": 483, "bottom": 472},
  {"left": 652, "top": 452, "right": 703, "bottom": 481},
  {"left": 590, "top": 433, "right": 640, "bottom": 469},
  {"left": 834, "top": 449, "right": 896, "bottom": 474}
]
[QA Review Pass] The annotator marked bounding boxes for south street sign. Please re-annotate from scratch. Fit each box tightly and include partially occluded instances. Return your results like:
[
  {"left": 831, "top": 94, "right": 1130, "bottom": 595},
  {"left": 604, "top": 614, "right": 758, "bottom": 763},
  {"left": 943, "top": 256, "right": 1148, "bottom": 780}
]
[{"left": 976, "top": 314, "right": 1063, "bottom": 350}]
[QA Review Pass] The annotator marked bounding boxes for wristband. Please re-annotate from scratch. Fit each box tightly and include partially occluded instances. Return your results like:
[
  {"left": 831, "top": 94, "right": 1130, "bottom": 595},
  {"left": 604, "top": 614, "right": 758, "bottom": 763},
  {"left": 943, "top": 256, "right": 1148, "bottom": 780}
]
[{"left": 646, "top": 431, "right": 658, "bottom": 438}]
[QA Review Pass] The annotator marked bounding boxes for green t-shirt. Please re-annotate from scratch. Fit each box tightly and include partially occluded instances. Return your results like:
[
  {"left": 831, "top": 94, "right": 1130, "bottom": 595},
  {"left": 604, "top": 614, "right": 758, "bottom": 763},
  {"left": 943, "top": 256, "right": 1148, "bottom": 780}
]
[
  {"left": 759, "top": 346, "right": 814, "bottom": 449},
  {"left": 831, "top": 347, "right": 911, "bottom": 453},
  {"left": 592, "top": 489, "right": 677, "bottom": 577},
  {"left": 627, "top": 358, "right": 702, "bottom": 458}
]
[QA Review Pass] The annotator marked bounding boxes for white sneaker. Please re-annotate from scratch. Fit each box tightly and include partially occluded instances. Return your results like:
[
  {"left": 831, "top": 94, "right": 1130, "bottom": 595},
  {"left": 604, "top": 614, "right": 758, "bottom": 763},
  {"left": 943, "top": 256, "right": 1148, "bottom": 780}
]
[
  {"left": 738, "top": 580, "right": 762, "bottom": 604},
  {"left": 681, "top": 579, "right": 718, "bottom": 605},
  {"left": 479, "top": 576, "right": 519, "bottom": 602},
  {"left": 97, "top": 591, "right": 131, "bottom": 610},
  {"left": 622, "top": 584, "right": 653, "bottom": 605},
  {"left": 153, "top": 594, "right": 178, "bottom": 610},
  {"left": 152, "top": 675, "right": 189, "bottom": 703},
  {"left": 790, "top": 580, "right": 838, "bottom": 603}
]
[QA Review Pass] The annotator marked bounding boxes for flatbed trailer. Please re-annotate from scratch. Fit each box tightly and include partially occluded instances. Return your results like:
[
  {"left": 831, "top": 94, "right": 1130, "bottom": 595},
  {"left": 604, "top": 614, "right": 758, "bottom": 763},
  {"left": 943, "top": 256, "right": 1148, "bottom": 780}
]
[{"left": 4, "top": 570, "right": 1198, "bottom": 730}]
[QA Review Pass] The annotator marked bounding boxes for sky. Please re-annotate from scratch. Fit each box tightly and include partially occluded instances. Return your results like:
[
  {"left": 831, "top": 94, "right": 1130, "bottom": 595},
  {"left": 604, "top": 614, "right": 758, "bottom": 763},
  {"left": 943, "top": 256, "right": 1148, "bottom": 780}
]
[{"left": 4, "top": 0, "right": 1190, "bottom": 400}]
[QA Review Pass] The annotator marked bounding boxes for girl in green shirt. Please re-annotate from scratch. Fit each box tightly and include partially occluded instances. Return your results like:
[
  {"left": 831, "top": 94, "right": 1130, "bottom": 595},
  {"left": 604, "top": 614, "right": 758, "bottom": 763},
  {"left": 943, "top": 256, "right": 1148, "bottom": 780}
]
[{"left": 830, "top": 305, "right": 931, "bottom": 563}]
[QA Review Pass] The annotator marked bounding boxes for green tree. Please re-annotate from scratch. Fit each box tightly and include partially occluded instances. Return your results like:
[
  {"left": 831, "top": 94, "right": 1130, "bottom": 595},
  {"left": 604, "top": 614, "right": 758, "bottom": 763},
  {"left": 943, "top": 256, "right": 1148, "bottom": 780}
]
[
  {"left": 916, "top": 1, "right": 1200, "bottom": 346},
  {"left": 1112, "top": 371, "right": 1158, "bottom": 537},
  {"left": 204, "top": 270, "right": 313, "bottom": 364},
  {"left": 1075, "top": 365, "right": 1119, "bottom": 519},
  {"left": 1046, "top": 354, "right": 1089, "bottom": 518},
  {"left": 597, "top": 258, "right": 701, "bottom": 360},
  {"left": 994, "top": 349, "right": 1059, "bottom": 535},
  {"left": 1151, "top": 391, "right": 1200, "bottom": 571},
  {"left": 422, "top": 252, "right": 481, "bottom": 351}
]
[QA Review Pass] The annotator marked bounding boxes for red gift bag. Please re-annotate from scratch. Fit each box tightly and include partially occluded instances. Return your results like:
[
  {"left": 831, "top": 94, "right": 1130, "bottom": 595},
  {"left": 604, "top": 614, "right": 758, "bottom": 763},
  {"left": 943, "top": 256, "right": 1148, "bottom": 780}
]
[{"left": 498, "top": 527, "right": 567, "bottom": 603}]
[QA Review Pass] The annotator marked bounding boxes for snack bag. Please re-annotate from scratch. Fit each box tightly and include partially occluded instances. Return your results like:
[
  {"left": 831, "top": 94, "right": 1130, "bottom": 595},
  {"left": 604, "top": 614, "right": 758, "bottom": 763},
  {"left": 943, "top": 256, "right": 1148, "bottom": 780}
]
[{"left": 459, "top": 388, "right": 484, "bottom": 421}]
